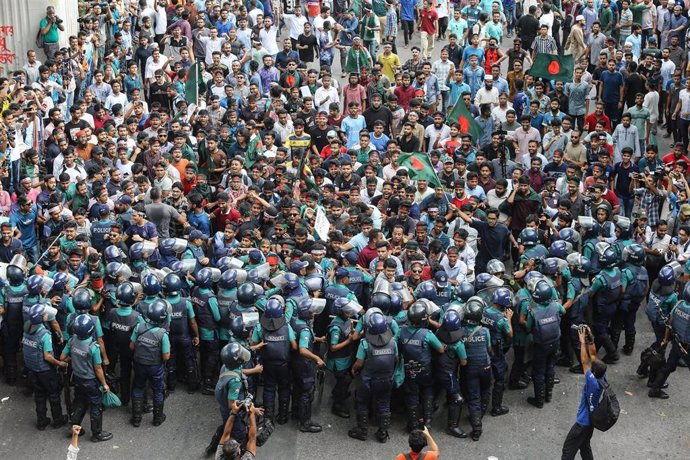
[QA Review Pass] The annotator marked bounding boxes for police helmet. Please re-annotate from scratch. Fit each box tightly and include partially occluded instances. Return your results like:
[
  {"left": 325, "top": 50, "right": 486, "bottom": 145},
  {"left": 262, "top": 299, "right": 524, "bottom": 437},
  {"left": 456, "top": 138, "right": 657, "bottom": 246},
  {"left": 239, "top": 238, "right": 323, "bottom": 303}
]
[
  {"left": 463, "top": 296, "right": 485, "bottom": 325},
  {"left": 216, "top": 256, "right": 234, "bottom": 272},
  {"left": 457, "top": 281, "right": 475, "bottom": 302},
  {"left": 567, "top": 253, "right": 592, "bottom": 278},
  {"left": 524, "top": 271, "right": 545, "bottom": 288},
  {"left": 104, "top": 245, "right": 123, "bottom": 263},
  {"left": 284, "top": 272, "right": 300, "bottom": 290},
  {"left": 486, "top": 259, "right": 506, "bottom": 276},
  {"left": 6, "top": 265, "right": 25, "bottom": 285},
  {"left": 72, "top": 288, "right": 92, "bottom": 312},
  {"left": 542, "top": 258, "right": 561, "bottom": 276},
  {"left": 74, "top": 314, "right": 95, "bottom": 339},
  {"left": 407, "top": 301, "right": 428, "bottom": 326},
  {"left": 442, "top": 309, "right": 463, "bottom": 331},
  {"left": 142, "top": 273, "right": 161, "bottom": 296},
  {"left": 491, "top": 287, "right": 513, "bottom": 309},
  {"left": 415, "top": 281, "right": 437, "bottom": 300},
  {"left": 219, "top": 269, "right": 238, "bottom": 290},
  {"left": 658, "top": 264, "right": 677, "bottom": 286},
  {"left": 26, "top": 274, "right": 45, "bottom": 296},
  {"left": 557, "top": 227, "right": 577, "bottom": 244},
  {"left": 599, "top": 247, "right": 619, "bottom": 268},
  {"left": 264, "top": 298, "right": 284, "bottom": 318},
  {"left": 129, "top": 242, "right": 145, "bottom": 260},
  {"left": 229, "top": 316, "right": 251, "bottom": 339},
  {"left": 370, "top": 291, "right": 392, "bottom": 314},
  {"left": 237, "top": 283, "right": 257, "bottom": 305},
  {"left": 297, "top": 298, "right": 326, "bottom": 320},
  {"left": 196, "top": 267, "right": 214, "bottom": 288},
  {"left": 622, "top": 244, "right": 645, "bottom": 265},
  {"left": 389, "top": 293, "right": 403, "bottom": 315},
  {"left": 29, "top": 304, "right": 46, "bottom": 325},
  {"left": 116, "top": 282, "right": 137, "bottom": 306},
  {"left": 475, "top": 273, "right": 504, "bottom": 291},
  {"left": 146, "top": 299, "right": 169, "bottom": 326},
  {"left": 162, "top": 273, "right": 183, "bottom": 295},
  {"left": 531, "top": 280, "right": 553, "bottom": 304},
  {"left": 518, "top": 228, "right": 539, "bottom": 247},
  {"left": 52, "top": 272, "right": 70, "bottom": 292},
  {"left": 220, "top": 342, "right": 251, "bottom": 369},
  {"left": 549, "top": 240, "right": 573, "bottom": 259},
  {"left": 332, "top": 297, "right": 360, "bottom": 318}
]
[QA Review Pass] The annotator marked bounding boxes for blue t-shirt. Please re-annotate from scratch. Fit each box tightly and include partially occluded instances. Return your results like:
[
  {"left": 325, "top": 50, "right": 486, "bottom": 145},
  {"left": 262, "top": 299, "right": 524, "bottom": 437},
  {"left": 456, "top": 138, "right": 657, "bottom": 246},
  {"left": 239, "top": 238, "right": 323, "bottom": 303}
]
[
  {"left": 10, "top": 205, "right": 38, "bottom": 247},
  {"left": 576, "top": 369, "right": 606, "bottom": 426},
  {"left": 600, "top": 71, "right": 624, "bottom": 104}
]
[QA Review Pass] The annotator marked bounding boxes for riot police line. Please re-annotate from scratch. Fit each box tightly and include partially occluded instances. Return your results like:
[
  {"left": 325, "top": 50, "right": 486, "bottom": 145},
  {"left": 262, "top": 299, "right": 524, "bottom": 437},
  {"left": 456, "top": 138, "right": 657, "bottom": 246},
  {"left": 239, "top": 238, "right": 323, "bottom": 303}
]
[{"left": 7, "top": 222, "right": 690, "bottom": 455}]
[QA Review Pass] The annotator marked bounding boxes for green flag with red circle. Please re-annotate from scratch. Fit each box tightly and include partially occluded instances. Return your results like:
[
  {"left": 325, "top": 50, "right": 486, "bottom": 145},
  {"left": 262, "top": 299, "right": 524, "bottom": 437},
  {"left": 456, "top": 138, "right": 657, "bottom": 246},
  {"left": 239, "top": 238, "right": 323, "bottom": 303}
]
[
  {"left": 398, "top": 152, "right": 441, "bottom": 187},
  {"left": 529, "top": 53, "right": 574, "bottom": 83},
  {"left": 447, "top": 98, "right": 482, "bottom": 142}
]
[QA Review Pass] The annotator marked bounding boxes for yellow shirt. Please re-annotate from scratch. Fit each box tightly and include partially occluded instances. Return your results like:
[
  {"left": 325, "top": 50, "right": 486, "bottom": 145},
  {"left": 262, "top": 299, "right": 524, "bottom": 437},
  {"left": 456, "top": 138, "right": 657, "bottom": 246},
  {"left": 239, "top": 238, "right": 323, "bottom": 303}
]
[{"left": 378, "top": 53, "right": 401, "bottom": 82}]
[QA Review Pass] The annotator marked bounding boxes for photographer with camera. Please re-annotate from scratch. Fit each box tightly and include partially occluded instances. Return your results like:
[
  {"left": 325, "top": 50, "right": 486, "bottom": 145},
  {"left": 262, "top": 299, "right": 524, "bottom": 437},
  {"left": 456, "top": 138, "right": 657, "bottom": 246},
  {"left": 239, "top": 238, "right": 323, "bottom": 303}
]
[
  {"left": 214, "top": 402, "right": 263, "bottom": 460},
  {"left": 38, "top": 6, "right": 65, "bottom": 60}
]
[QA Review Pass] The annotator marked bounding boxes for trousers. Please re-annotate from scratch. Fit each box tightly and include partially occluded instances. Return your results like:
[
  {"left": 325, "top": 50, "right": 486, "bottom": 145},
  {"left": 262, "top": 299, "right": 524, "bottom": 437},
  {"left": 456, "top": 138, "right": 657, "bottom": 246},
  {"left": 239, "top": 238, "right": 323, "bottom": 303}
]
[
  {"left": 132, "top": 363, "right": 166, "bottom": 405},
  {"left": 561, "top": 422, "right": 594, "bottom": 460}
]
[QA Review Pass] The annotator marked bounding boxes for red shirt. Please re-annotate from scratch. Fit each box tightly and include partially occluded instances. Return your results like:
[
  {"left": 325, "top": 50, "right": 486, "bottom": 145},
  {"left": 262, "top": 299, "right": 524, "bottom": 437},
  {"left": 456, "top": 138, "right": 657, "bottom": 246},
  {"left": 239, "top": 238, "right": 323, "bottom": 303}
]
[
  {"left": 420, "top": 8, "right": 438, "bottom": 34},
  {"left": 211, "top": 207, "right": 241, "bottom": 233},
  {"left": 583, "top": 113, "right": 611, "bottom": 132},
  {"left": 358, "top": 244, "right": 378, "bottom": 268},
  {"left": 452, "top": 195, "right": 470, "bottom": 209},
  {"left": 661, "top": 152, "right": 690, "bottom": 174},
  {"left": 394, "top": 85, "right": 417, "bottom": 111}
]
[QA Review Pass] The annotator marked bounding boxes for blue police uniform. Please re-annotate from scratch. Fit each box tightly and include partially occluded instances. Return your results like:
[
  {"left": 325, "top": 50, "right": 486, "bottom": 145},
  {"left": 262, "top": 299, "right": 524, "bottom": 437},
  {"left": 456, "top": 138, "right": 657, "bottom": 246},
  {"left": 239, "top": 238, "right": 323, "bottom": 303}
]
[
  {"left": 2, "top": 283, "right": 28, "bottom": 382},
  {"left": 130, "top": 322, "right": 170, "bottom": 410},
  {"left": 526, "top": 300, "right": 565, "bottom": 404},
  {"left": 104, "top": 306, "right": 141, "bottom": 405},
  {"left": 459, "top": 324, "right": 492, "bottom": 415},
  {"left": 166, "top": 294, "right": 198, "bottom": 392},
  {"left": 650, "top": 301, "right": 690, "bottom": 392}
]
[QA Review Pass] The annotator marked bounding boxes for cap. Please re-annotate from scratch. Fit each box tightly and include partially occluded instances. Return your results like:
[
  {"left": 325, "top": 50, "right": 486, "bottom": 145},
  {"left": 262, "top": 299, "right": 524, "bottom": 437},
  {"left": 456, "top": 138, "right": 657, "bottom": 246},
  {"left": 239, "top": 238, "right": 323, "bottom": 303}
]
[
  {"left": 335, "top": 267, "right": 350, "bottom": 279},
  {"left": 189, "top": 229, "right": 208, "bottom": 240},
  {"left": 343, "top": 251, "right": 358, "bottom": 264},
  {"left": 289, "top": 260, "right": 308, "bottom": 273},
  {"left": 117, "top": 195, "right": 132, "bottom": 205},
  {"left": 443, "top": 157, "right": 454, "bottom": 164},
  {"left": 484, "top": 75, "right": 493, "bottom": 81},
  {"left": 434, "top": 271, "right": 448, "bottom": 287},
  {"left": 576, "top": 14, "right": 585, "bottom": 21},
  {"left": 327, "top": 130, "right": 338, "bottom": 138},
  {"left": 405, "top": 241, "right": 419, "bottom": 250},
  {"left": 681, "top": 204, "right": 690, "bottom": 216},
  {"left": 648, "top": 36, "right": 658, "bottom": 44}
]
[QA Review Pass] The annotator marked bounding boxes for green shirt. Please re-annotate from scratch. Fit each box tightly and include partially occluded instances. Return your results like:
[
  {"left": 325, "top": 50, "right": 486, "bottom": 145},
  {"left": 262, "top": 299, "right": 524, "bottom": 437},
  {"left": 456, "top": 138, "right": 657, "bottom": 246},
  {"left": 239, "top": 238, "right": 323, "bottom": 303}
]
[
  {"left": 63, "top": 337, "right": 102, "bottom": 365},
  {"left": 628, "top": 105, "right": 651, "bottom": 140},
  {"left": 327, "top": 316, "right": 354, "bottom": 371},
  {"left": 360, "top": 15, "right": 378, "bottom": 41},
  {"left": 251, "top": 322, "right": 296, "bottom": 344},
  {"left": 39, "top": 18, "right": 60, "bottom": 43}
]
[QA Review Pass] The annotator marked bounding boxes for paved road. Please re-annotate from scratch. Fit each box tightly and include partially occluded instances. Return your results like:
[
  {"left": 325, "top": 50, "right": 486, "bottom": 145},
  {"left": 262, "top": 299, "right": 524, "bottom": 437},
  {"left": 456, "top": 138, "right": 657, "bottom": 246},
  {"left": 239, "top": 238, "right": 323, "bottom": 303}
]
[{"left": 1, "top": 30, "right": 686, "bottom": 460}]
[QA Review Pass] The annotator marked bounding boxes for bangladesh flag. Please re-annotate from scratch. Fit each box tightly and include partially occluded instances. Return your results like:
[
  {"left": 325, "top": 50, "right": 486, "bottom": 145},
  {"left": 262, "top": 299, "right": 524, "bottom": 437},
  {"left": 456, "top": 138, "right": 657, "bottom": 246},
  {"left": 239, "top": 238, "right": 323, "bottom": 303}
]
[
  {"left": 184, "top": 62, "right": 200, "bottom": 105},
  {"left": 447, "top": 99, "right": 482, "bottom": 142},
  {"left": 398, "top": 153, "right": 441, "bottom": 187},
  {"left": 529, "top": 53, "right": 574, "bottom": 83}
]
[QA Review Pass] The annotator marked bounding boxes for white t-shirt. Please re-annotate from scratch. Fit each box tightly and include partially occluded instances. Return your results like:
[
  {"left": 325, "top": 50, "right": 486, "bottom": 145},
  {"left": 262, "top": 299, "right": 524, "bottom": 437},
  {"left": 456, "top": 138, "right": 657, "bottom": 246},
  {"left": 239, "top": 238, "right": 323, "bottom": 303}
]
[
  {"left": 314, "top": 85, "right": 340, "bottom": 113},
  {"left": 260, "top": 26, "right": 280, "bottom": 55}
]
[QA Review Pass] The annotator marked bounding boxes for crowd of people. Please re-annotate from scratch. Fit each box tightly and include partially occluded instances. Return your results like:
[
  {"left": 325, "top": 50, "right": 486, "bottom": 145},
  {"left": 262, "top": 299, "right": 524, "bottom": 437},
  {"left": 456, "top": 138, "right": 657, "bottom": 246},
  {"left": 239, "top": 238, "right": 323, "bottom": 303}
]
[{"left": 3, "top": 0, "right": 690, "bottom": 458}]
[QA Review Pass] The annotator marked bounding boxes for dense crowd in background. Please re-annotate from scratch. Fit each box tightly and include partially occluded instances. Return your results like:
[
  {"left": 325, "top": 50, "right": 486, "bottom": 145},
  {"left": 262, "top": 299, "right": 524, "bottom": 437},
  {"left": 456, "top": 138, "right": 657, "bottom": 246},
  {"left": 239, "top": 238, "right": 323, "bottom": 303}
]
[{"left": 3, "top": 0, "right": 690, "bottom": 459}]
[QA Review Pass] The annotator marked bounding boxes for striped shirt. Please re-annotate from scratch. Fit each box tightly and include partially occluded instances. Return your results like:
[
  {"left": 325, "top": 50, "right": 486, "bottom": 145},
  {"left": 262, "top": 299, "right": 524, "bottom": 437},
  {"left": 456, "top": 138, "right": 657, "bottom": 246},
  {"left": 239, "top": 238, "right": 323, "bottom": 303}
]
[{"left": 533, "top": 35, "right": 558, "bottom": 54}]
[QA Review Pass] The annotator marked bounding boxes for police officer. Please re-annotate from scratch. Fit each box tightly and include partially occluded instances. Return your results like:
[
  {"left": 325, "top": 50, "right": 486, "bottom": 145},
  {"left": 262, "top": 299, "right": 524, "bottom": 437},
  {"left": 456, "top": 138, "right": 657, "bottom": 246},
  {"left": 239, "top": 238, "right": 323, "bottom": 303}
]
[
  {"left": 232, "top": 283, "right": 260, "bottom": 320},
  {"left": 640, "top": 264, "right": 679, "bottom": 384},
  {"left": 483, "top": 287, "right": 514, "bottom": 417},
  {"left": 524, "top": 280, "right": 565, "bottom": 408},
  {"left": 183, "top": 229, "right": 210, "bottom": 276},
  {"left": 129, "top": 242, "right": 153, "bottom": 281},
  {"left": 48, "top": 272, "right": 74, "bottom": 353},
  {"left": 130, "top": 299, "right": 170, "bottom": 427},
  {"left": 581, "top": 221, "right": 603, "bottom": 274},
  {"left": 459, "top": 297, "right": 492, "bottom": 441},
  {"left": 3, "top": 264, "right": 28, "bottom": 384},
  {"left": 162, "top": 273, "right": 200, "bottom": 393},
  {"left": 327, "top": 297, "right": 360, "bottom": 419},
  {"left": 292, "top": 298, "right": 327, "bottom": 433},
  {"left": 65, "top": 288, "right": 110, "bottom": 368},
  {"left": 518, "top": 227, "right": 548, "bottom": 269},
  {"left": 228, "top": 315, "right": 263, "bottom": 396},
  {"left": 216, "top": 270, "right": 235, "bottom": 349},
  {"left": 509, "top": 271, "right": 545, "bottom": 389},
  {"left": 23, "top": 304, "right": 69, "bottom": 429},
  {"left": 648, "top": 281, "right": 690, "bottom": 399},
  {"left": 349, "top": 310, "right": 399, "bottom": 443},
  {"left": 486, "top": 259, "right": 520, "bottom": 292},
  {"left": 321, "top": 268, "right": 357, "bottom": 337},
  {"left": 251, "top": 297, "right": 296, "bottom": 424},
  {"left": 191, "top": 267, "right": 221, "bottom": 395},
  {"left": 60, "top": 314, "right": 113, "bottom": 442},
  {"left": 588, "top": 247, "right": 624, "bottom": 363},
  {"left": 206, "top": 342, "right": 252, "bottom": 457},
  {"left": 137, "top": 273, "right": 163, "bottom": 317},
  {"left": 281, "top": 272, "right": 310, "bottom": 321},
  {"left": 158, "top": 238, "right": 186, "bottom": 269},
  {"left": 434, "top": 308, "right": 468, "bottom": 438},
  {"left": 340, "top": 251, "right": 372, "bottom": 304},
  {"left": 564, "top": 254, "right": 593, "bottom": 374},
  {"left": 615, "top": 244, "right": 648, "bottom": 355},
  {"left": 399, "top": 301, "right": 446, "bottom": 432},
  {"left": 104, "top": 282, "right": 142, "bottom": 406}
]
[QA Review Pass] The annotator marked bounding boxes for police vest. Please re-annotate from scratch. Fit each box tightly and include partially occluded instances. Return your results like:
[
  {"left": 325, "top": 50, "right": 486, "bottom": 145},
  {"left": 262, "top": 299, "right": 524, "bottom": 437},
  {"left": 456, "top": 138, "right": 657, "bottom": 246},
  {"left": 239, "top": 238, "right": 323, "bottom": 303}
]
[
  {"left": 672, "top": 301, "right": 690, "bottom": 343},
  {"left": 106, "top": 309, "right": 141, "bottom": 348},
  {"left": 362, "top": 339, "right": 396, "bottom": 379},
  {"left": 481, "top": 307, "right": 506, "bottom": 350},
  {"left": 91, "top": 220, "right": 114, "bottom": 251},
  {"left": 399, "top": 326, "right": 432, "bottom": 368},
  {"left": 286, "top": 289, "right": 309, "bottom": 312},
  {"left": 327, "top": 318, "right": 353, "bottom": 360},
  {"left": 435, "top": 286, "right": 453, "bottom": 307},
  {"left": 623, "top": 263, "right": 648, "bottom": 299},
  {"left": 291, "top": 318, "right": 314, "bottom": 364},
  {"left": 345, "top": 268, "right": 365, "bottom": 298},
  {"left": 530, "top": 301, "right": 562, "bottom": 345},
  {"left": 645, "top": 284, "right": 675, "bottom": 324},
  {"left": 133, "top": 325, "right": 166, "bottom": 366},
  {"left": 569, "top": 278, "right": 589, "bottom": 323},
  {"left": 5, "top": 285, "right": 27, "bottom": 325},
  {"left": 191, "top": 287, "right": 218, "bottom": 330},
  {"left": 434, "top": 337, "right": 461, "bottom": 374},
  {"left": 214, "top": 366, "right": 246, "bottom": 418},
  {"left": 216, "top": 289, "right": 234, "bottom": 330},
  {"left": 158, "top": 254, "right": 179, "bottom": 270},
  {"left": 461, "top": 326, "right": 491, "bottom": 366},
  {"left": 22, "top": 327, "right": 51, "bottom": 372},
  {"left": 70, "top": 338, "right": 98, "bottom": 380},
  {"left": 324, "top": 284, "right": 351, "bottom": 313},
  {"left": 595, "top": 269, "right": 622, "bottom": 305},
  {"left": 261, "top": 322, "right": 291, "bottom": 364},
  {"left": 184, "top": 246, "right": 204, "bottom": 275},
  {"left": 168, "top": 297, "right": 190, "bottom": 336}
]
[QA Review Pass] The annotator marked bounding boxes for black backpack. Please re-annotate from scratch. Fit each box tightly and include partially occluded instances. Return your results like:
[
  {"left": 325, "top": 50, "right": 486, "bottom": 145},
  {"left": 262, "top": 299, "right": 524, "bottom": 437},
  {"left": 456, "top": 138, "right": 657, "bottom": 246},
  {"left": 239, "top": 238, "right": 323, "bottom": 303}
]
[{"left": 590, "top": 378, "right": 620, "bottom": 432}]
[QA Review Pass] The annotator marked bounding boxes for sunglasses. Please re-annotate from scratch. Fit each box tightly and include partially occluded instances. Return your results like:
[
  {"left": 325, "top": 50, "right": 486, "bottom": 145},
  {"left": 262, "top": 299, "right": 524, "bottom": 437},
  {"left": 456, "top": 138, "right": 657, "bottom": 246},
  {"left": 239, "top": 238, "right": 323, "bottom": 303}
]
[{"left": 412, "top": 269, "right": 422, "bottom": 274}]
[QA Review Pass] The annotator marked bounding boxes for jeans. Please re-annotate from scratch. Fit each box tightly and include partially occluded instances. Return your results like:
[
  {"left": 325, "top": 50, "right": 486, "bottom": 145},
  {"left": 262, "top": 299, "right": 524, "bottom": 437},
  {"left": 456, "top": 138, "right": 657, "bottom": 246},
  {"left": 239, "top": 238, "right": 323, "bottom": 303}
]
[
  {"left": 604, "top": 101, "right": 621, "bottom": 128},
  {"left": 505, "top": 5, "right": 516, "bottom": 34},
  {"left": 616, "top": 193, "right": 635, "bottom": 219},
  {"left": 680, "top": 118, "right": 690, "bottom": 151},
  {"left": 562, "top": 422, "right": 595, "bottom": 460}
]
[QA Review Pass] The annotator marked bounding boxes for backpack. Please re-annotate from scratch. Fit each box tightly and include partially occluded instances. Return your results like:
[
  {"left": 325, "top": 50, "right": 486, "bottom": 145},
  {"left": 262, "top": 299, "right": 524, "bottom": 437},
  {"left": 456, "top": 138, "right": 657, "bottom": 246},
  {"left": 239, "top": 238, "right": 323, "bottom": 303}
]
[{"left": 590, "top": 378, "right": 620, "bottom": 432}]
